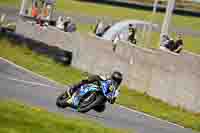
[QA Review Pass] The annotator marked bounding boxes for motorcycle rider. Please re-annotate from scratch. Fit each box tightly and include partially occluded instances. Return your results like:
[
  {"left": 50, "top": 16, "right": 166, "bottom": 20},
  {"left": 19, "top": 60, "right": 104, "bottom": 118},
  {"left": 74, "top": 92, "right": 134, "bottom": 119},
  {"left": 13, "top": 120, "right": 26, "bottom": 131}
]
[{"left": 66, "top": 71, "right": 123, "bottom": 104}]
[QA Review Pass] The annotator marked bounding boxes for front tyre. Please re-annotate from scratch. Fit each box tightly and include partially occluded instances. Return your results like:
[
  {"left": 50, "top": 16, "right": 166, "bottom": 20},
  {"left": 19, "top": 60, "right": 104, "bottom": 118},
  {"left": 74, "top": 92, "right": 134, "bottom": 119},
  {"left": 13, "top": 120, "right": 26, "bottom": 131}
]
[
  {"left": 78, "top": 92, "right": 105, "bottom": 113},
  {"left": 56, "top": 92, "right": 70, "bottom": 108}
]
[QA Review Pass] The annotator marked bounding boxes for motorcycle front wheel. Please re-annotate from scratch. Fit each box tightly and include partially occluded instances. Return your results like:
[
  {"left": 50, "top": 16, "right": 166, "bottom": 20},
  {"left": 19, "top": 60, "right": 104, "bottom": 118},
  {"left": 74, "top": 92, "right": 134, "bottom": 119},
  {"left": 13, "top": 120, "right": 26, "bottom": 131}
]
[{"left": 56, "top": 92, "right": 70, "bottom": 108}]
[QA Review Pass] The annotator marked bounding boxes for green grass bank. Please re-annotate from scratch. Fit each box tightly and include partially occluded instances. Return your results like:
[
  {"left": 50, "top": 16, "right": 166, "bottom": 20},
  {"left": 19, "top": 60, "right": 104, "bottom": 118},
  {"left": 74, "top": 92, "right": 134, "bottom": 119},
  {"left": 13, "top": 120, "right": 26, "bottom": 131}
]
[{"left": 0, "top": 100, "right": 129, "bottom": 133}]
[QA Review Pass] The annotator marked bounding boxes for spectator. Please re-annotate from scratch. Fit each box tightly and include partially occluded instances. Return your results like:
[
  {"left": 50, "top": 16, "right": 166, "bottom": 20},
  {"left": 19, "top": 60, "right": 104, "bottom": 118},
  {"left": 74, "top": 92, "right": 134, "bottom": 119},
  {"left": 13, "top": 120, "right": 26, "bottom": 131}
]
[
  {"left": 63, "top": 17, "right": 71, "bottom": 32},
  {"left": 173, "top": 34, "right": 184, "bottom": 53},
  {"left": 67, "top": 23, "right": 77, "bottom": 32},
  {"left": 160, "top": 34, "right": 173, "bottom": 51},
  {"left": 112, "top": 32, "right": 121, "bottom": 52},
  {"left": 43, "top": 5, "right": 50, "bottom": 20},
  {"left": 94, "top": 19, "right": 104, "bottom": 37},
  {"left": 56, "top": 16, "right": 64, "bottom": 30},
  {"left": 32, "top": 2, "right": 39, "bottom": 18},
  {"left": 165, "top": 38, "right": 175, "bottom": 51},
  {"left": 128, "top": 24, "right": 137, "bottom": 44},
  {"left": 160, "top": 34, "right": 183, "bottom": 54},
  {"left": 160, "top": 34, "right": 170, "bottom": 47}
]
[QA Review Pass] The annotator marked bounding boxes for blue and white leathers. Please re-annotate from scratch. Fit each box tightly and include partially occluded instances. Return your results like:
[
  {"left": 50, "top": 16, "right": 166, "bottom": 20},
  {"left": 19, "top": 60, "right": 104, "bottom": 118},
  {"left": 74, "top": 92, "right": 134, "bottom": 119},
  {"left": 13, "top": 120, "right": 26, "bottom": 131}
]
[
  {"left": 101, "top": 80, "right": 112, "bottom": 96},
  {"left": 101, "top": 80, "right": 119, "bottom": 98}
]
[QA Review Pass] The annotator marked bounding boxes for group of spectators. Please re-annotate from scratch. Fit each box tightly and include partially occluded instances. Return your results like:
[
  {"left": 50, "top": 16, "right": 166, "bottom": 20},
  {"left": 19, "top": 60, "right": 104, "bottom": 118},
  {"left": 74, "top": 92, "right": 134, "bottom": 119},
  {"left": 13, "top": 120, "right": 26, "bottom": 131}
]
[
  {"left": 31, "top": 2, "right": 183, "bottom": 54},
  {"left": 94, "top": 19, "right": 183, "bottom": 54},
  {"left": 31, "top": 1, "right": 76, "bottom": 32},
  {"left": 31, "top": 1, "right": 51, "bottom": 20},
  {"left": 160, "top": 34, "right": 184, "bottom": 54},
  {"left": 94, "top": 20, "right": 137, "bottom": 45},
  {"left": 31, "top": 2, "right": 50, "bottom": 27}
]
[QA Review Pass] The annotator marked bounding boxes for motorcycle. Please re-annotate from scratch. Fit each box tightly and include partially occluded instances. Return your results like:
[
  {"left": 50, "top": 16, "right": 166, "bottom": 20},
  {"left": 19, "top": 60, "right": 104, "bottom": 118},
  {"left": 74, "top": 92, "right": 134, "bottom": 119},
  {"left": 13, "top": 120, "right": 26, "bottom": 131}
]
[{"left": 56, "top": 81, "right": 119, "bottom": 113}]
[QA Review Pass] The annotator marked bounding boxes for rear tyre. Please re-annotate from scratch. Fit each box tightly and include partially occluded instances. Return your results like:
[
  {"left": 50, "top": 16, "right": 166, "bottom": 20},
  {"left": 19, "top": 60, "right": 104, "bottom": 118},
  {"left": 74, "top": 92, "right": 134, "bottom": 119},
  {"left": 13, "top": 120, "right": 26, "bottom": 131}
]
[
  {"left": 78, "top": 92, "right": 105, "bottom": 113},
  {"left": 56, "top": 92, "right": 70, "bottom": 108}
]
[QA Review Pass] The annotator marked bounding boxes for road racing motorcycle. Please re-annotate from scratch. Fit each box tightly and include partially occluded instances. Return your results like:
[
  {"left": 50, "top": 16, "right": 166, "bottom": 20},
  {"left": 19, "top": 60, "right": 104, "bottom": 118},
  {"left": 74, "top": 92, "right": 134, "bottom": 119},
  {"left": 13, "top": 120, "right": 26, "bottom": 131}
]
[{"left": 56, "top": 81, "right": 119, "bottom": 113}]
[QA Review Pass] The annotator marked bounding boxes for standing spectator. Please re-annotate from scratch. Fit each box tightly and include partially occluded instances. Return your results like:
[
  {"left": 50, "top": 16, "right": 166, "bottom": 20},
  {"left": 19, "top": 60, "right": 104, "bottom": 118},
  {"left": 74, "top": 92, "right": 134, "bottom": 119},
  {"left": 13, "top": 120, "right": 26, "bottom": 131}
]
[
  {"left": 112, "top": 32, "right": 121, "bottom": 52},
  {"left": 43, "top": 5, "right": 51, "bottom": 20},
  {"left": 173, "top": 34, "right": 184, "bottom": 53},
  {"left": 128, "top": 24, "right": 137, "bottom": 44},
  {"left": 32, "top": 2, "right": 39, "bottom": 18}
]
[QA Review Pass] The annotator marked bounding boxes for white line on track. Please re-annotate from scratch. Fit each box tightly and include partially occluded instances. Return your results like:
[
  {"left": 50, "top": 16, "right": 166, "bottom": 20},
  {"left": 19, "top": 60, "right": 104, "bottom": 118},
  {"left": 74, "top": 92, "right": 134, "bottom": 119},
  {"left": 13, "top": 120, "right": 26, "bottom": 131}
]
[
  {"left": 4, "top": 76, "right": 58, "bottom": 89},
  {"left": 0, "top": 57, "right": 63, "bottom": 87},
  {"left": 118, "top": 105, "right": 185, "bottom": 129},
  {"left": 0, "top": 57, "right": 186, "bottom": 129}
]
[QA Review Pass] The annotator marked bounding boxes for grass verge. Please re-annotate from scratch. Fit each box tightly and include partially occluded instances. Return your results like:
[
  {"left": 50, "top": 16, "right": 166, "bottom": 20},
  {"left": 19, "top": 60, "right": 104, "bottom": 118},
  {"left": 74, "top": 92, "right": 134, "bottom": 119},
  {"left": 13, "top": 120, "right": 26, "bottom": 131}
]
[
  {"left": 0, "top": 100, "right": 128, "bottom": 133},
  {"left": 0, "top": 35, "right": 200, "bottom": 131},
  {"left": 119, "top": 87, "right": 200, "bottom": 130},
  {"left": 0, "top": 35, "right": 86, "bottom": 85}
]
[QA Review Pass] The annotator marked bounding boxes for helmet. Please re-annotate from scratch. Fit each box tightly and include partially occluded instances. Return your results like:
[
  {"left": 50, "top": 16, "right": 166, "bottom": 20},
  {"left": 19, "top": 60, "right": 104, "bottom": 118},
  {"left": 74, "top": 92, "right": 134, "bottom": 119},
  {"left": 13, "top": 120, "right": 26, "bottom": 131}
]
[{"left": 110, "top": 71, "right": 123, "bottom": 86}]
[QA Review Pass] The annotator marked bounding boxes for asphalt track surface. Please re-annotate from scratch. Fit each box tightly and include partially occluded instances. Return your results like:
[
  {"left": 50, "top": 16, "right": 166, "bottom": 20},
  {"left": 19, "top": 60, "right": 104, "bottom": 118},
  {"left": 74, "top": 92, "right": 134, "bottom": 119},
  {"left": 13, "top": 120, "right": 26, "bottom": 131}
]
[
  {"left": 0, "top": 58, "right": 198, "bottom": 133},
  {"left": 1, "top": 6, "right": 200, "bottom": 37}
]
